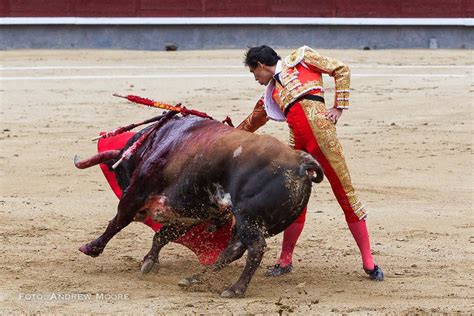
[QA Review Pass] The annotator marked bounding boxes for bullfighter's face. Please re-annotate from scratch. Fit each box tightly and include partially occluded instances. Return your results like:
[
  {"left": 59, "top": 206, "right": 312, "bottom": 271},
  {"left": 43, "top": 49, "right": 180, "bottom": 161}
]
[{"left": 250, "top": 62, "right": 275, "bottom": 86}]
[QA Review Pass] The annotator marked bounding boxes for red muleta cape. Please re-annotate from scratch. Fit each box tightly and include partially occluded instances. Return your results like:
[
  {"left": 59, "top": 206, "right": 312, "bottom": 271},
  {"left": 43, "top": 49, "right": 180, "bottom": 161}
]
[{"left": 97, "top": 132, "right": 232, "bottom": 265}]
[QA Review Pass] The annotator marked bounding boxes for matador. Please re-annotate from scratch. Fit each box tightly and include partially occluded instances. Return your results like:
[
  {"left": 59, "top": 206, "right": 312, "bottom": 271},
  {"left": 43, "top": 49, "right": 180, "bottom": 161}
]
[{"left": 237, "top": 45, "right": 384, "bottom": 280}]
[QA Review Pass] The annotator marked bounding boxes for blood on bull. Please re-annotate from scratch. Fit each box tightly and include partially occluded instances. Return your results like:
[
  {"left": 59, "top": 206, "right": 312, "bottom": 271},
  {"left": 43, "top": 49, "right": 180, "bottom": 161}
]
[{"left": 74, "top": 100, "right": 323, "bottom": 298}]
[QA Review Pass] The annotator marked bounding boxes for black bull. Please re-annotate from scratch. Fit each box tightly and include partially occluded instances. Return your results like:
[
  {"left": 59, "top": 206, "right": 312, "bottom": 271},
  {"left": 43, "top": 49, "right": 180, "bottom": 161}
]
[{"left": 75, "top": 111, "right": 324, "bottom": 298}]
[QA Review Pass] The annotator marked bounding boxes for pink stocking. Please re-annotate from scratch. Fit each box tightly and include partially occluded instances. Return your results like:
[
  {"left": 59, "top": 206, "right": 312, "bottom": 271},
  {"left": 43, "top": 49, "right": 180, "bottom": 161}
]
[
  {"left": 348, "top": 219, "right": 375, "bottom": 270},
  {"left": 277, "top": 207, "right": 306, "bottom": 267}
]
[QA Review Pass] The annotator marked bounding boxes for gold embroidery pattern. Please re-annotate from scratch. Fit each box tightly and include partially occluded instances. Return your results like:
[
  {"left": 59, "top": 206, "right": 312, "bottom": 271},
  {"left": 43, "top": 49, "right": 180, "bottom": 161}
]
[
  {"left": 275, "top": 47, "right": 351, "bottom": 110},
  {"left": 278, "top": 77, "right": 325, "bottom": 110},
  {"left": 288, "top": 129, "right": 295, "bottom": 148},
  {"left": 335, "top": 89, "right": 350, "bottom": 109},
  {"left": 272, "top": 91, "right": 284, "bottom": 109},
  {"left": 302, "top": 47, "right": 351, "bottom": 109},
  {"left": 299, "top": 99, "right": 367, "bottom": 219},
  {"left": 236, "top": 99, "right": 269, "bottom": 132},
  {"left": 285, "top": 46, "right": 305, "bottom": 67},
  {"left": 303, "top": 48, "right": 351, "bottom": 108}
]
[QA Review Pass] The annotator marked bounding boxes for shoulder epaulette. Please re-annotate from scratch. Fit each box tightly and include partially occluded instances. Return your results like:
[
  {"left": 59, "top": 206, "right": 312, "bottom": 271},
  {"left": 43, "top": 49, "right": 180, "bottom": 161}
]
[{"left": 284, "top": 45, "right": 311, "bottom": 67}]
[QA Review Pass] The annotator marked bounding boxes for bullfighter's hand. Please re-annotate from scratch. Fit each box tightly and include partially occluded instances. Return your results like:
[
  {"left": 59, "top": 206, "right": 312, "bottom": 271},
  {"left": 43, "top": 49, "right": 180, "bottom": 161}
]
[{"left": 325, "top": 108, "right": 343, "bottom": 124}]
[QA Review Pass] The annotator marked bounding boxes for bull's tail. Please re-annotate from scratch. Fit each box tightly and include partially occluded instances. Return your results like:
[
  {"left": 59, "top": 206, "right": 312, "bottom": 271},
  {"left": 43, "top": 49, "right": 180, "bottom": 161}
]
[
  {"left": 298, "top": 151, "right": 324, "bottom": 183},
  {"left": 74, "top": 150, "right": 121, "bottom": 169}
]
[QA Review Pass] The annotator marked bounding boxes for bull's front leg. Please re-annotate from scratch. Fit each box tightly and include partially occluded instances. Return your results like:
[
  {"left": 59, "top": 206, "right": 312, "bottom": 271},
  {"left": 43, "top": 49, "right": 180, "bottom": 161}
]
[
  {"left": 220, "top": 216, "right": 266, "bottom": 298},
  {"left": 79, "top": 215, "right": 122, "bottom": 257},
  {"left": 79, "top": 186, "right": 141, "bottom": 257},
  {"left": 141, "top": 225, "right": 193, "bottom": 274}
]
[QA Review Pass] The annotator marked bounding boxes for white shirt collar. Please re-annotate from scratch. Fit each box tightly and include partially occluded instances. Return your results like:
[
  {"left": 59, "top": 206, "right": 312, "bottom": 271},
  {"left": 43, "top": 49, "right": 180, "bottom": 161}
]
[{"left": 274, "top": 59, "right": 282, "bottom": 75}]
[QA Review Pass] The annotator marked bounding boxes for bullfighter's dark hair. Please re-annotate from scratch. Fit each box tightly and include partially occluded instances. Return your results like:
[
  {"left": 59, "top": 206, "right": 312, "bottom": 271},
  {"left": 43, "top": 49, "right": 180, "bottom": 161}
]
[{"left": 244, "top": 45, "right": 281, "bottom": 68}]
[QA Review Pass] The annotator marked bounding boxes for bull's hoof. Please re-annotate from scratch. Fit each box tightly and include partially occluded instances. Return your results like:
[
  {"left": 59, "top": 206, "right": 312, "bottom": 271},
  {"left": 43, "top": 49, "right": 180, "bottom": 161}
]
[
  {"left": 365, "top": 265, "right": 384, "bottom": 281},
  {"left": 178, "top": 275, "right": 200, "bottom": 288},
  {"left": 78, "top": 243, "right": 103, "bottom": 257},
  {"left": 140, "top": 258, "right": 157, "bottom": 274},
  {"left": 220, "top": 288, "right": 245, "bottom": 299}
]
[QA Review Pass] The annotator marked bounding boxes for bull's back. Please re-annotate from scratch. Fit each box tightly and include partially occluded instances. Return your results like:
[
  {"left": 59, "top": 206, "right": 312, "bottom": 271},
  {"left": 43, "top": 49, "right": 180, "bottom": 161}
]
[{"left": 138, "top": 116, "right": 311, "bottom": 234}]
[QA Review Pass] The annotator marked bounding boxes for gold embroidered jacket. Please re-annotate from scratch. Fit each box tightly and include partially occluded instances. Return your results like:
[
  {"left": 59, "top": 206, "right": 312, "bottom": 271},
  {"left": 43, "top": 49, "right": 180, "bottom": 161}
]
[
  {"left": 278, "top": 45, "right": 351, "bottom": 110},
  {"left": 238, "top": 46, "right": 351, "bottom": 133}
]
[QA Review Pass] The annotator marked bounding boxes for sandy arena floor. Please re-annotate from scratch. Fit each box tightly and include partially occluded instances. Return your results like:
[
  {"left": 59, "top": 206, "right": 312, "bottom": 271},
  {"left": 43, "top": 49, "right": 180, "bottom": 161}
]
[{"left": 0, "top": 49, "right": 473, "bottom": 314}]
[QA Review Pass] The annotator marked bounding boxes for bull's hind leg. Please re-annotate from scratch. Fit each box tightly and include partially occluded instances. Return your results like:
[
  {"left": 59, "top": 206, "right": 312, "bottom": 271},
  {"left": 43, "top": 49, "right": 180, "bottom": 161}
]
[
  {"left": 220, "top": 215, "right": 266, "bottom": 298},
  {"left": 179, "top": 215, "right": 266, "bottom": 298},
  {"left": 178, "top": 231, "right": 247, "bottom": 287},
  {"left": 141, "top": 225, "right": 193, "bottom": 274},
  {"left": 213, "top": 235, "right": 247, "bottom": 269}
]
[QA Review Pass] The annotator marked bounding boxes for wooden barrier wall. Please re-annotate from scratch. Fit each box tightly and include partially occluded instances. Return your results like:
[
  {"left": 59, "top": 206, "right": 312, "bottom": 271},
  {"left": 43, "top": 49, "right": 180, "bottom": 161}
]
[{"left": 1, "top": 0, "right": 473, "bottom": 18}]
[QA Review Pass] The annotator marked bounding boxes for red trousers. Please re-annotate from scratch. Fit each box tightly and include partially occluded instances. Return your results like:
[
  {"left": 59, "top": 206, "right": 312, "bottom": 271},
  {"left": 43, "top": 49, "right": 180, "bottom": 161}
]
[
  {"left": 274, "top": 99, "right": 376, "bottom": 270},
  {"left": 287, "top": 100, "right": 367, "bottom": 223}
]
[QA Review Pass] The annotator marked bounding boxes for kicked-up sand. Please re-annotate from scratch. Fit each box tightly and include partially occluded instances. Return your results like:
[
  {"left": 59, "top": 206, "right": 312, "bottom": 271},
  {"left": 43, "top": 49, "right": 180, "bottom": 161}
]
[{"left": 0, "top": 48, "right": 472, "bottom": 314}]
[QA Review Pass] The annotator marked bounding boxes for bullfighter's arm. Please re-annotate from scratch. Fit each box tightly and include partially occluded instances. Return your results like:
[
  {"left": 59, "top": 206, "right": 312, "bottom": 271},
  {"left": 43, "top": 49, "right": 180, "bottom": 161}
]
[
  {"left": 286, "top": 46, "right": 351, "bottom": 110},
  {"left": 236, "top": 98, "right": 269, "bottom": 132},
  {"left": 303, "top": 49, "right": 350, "bottom": 110}
]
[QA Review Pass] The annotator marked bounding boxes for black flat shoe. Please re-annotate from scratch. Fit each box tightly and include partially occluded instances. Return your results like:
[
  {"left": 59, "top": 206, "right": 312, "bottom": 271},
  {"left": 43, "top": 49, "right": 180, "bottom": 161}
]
[
  {"left": 264, "top": 263, "right": 293, "bottom": 277},
  {"left": 364, "top": 264, "right": 384, "bottom": 281}
]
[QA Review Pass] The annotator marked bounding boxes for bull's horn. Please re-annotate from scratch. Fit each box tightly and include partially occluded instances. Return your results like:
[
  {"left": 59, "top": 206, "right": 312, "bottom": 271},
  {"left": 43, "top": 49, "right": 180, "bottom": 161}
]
[
  {"left": 299, "top": 152, "right": 324, "bottom": 184},
  {"left": 74, "top": 150, "right": 121, "bottom": 169}
]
